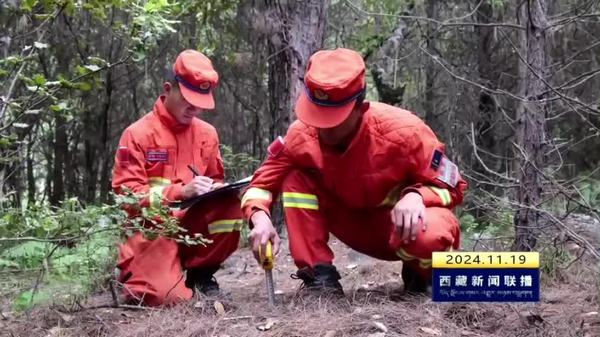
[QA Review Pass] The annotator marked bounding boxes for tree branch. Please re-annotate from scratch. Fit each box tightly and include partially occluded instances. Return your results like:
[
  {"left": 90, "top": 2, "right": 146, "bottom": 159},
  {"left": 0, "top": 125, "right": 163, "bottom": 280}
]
[{"left": 344, "top": 0, "right": 525, "bottom": 30}]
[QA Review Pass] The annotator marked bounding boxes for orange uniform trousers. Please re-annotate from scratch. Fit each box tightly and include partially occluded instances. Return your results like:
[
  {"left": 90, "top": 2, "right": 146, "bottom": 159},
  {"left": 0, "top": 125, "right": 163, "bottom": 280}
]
[
  {"left": 282, "top": 170, "right": 460, "bottom": 280},
  {"left": 116, "top": 193, "right": 242, "bottom": 306}
]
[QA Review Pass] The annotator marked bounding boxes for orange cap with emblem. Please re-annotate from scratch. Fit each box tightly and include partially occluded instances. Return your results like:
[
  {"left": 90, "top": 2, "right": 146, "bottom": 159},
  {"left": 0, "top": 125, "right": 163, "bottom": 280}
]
[
  {"left": 173, "top": 49, "right": 219, "bottom": 109},
  {"left": 295, "top": 48, "right": 366, "bottom": 128}
]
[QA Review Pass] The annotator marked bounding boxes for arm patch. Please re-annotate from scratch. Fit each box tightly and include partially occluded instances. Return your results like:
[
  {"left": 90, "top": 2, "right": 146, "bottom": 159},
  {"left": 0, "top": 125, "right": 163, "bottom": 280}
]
[
  {"left": 267, "top": 136, "right": 285, "bottom": 158},
  {"left": 436, "top": 156, "right": 459, "bottom": 188}
]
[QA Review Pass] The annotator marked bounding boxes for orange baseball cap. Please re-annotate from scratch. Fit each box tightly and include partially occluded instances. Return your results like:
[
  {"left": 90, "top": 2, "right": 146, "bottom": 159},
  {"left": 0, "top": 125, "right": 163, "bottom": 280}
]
[
  {"left": 172, "top": 49, "right": 219, "bottom": 109},
  {"left": 296, "top": 48, "right": 366, "bottom": 128}
]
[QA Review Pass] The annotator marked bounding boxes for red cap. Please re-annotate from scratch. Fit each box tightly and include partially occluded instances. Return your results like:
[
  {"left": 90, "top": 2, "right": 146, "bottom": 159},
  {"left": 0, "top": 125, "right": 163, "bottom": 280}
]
[
  {"left": 296, "top": 48, "right": 366, "bottom": 128},
  {"left": 172, "top": 49, "right": 219, "bottom": 109}
]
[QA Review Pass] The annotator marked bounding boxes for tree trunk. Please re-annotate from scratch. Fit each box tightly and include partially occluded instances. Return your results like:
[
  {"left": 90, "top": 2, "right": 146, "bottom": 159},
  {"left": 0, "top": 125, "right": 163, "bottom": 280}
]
[
  {"left": 27, "top": 133, "right": 35, "bottom": 206},
  {"left": 65, "top": 132, "right": 78, "bottom": 198},
  {"left": 514, "top": 0, "right": 549, "bottom": 251},
  {"left": 50, "top": 114, "right": 67, "bottom": 206},
  {"left": 98, "top": 68, "right": 113, "bottom": 203},
  {"left": 474, "top": 0, "right": 500, "bottom": 170},
  {"left": 423, "top": 0, "right": 437, "bottom": 125},
  {"left": 369, "top": 4, "right": 413, "bottom": 107},
  {"left": 84, "top": 133, "right": 98, "bottom": 203},
  {"left": 42, "top": 144, "right": 52, "bottom": 204},
  {"left": 265, "top": 0, "right": 329, "bottom": 139}
]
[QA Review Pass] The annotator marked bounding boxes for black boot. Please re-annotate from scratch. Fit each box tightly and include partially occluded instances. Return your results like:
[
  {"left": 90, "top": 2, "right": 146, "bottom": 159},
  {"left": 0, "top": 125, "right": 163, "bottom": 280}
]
[
  {"left": 292, "top": 263, "right": 344, "bottom": 294},
  {"left": 401, "top": 266, "right": 431, "bottom": 294},
  {"left": 185, "top": 266, "right": 221, "bottom": 296}
]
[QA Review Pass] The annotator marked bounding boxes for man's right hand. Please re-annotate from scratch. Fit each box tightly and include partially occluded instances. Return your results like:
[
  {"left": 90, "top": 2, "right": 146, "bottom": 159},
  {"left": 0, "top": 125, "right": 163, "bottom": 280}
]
[
  {"left": 249, "top": 210, "right": 281, "bottom": 262},
  {"left": 181, "top": 176, "right": 213, "bottom": 199}
]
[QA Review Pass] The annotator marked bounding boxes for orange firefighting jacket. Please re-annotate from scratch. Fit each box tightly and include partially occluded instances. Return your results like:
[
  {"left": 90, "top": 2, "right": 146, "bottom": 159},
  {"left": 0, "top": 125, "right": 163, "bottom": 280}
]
[
  {"left": 112, "top": 96, "right": 224, "bottom": 211},
  {"left": 241, "top": 102, "right": 468, "bottom": 219}
]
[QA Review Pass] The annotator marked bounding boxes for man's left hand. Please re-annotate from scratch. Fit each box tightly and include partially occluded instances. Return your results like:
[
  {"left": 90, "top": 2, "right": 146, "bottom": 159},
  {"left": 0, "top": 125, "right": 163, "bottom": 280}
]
[
  {"left": 211, "top": 182, "right": 227, "bottom": 190},
  {"left": 391, "top": 192, "right": 427, "bottom": 244}
]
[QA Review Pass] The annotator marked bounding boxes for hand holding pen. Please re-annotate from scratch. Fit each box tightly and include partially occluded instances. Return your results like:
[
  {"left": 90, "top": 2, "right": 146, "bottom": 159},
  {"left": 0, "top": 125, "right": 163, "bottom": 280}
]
[{"left": 181, "top": 165, "right": 213, "bottom": 199}]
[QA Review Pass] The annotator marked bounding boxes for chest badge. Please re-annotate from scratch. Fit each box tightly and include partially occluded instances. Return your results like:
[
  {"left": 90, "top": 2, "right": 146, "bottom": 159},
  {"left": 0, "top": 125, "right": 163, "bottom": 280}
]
[{"left": 146, "top": 149, "right": 169, "bottom": 163}]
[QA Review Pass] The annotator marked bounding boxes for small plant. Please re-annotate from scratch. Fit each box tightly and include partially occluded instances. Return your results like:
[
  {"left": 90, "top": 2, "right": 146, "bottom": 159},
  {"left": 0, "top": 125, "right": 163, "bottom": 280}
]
[
  {"left": 577, "top": 178, "right": 600, "bottom": 211},
  {"left": 459, "top": 210, "right": 514, "bottom": 251},
  {"left": 539, "top": 246, "right": 572, "bottom": 283},
  {"left": 0, "top": 190, "right": 212, "bottom": 311},
  {"left": 221, "top": 145, "right": 260, "bottom": 180}
]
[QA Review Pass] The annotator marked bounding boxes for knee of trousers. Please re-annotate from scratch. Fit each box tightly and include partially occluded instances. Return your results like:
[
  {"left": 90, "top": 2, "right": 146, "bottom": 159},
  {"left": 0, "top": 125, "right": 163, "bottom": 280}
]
[{"left": 397, "top": 207, "right": 460, "bottom": 262}]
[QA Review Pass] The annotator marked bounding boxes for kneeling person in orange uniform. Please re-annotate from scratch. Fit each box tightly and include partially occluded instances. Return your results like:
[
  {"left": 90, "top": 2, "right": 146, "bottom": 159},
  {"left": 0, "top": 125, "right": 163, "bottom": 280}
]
[
  {"left": 243, "top": 48, "right": 467, "bottom": 293},
  {"left": 112, "top": 50, "right": 243, "bottom": 306}
]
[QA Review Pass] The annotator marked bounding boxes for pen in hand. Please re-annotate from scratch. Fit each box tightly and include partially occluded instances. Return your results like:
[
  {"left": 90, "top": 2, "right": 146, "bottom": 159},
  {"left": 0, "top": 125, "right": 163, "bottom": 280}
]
[
  {"left": 188, "top": 164, "right": 200, "bottom": 177},
  {"left": 188, "top": 164, "right": 217, "bottom": 190}
]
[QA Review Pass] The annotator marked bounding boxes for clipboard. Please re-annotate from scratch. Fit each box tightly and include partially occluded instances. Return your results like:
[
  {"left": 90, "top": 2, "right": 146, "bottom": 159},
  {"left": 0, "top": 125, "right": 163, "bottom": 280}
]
[{"left": 171, "top": 175, "right": 252, "bottom": 210}]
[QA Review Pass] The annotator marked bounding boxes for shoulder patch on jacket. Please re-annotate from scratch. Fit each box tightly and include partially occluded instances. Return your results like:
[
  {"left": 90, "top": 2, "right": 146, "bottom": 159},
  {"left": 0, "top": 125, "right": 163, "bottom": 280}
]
[
  {"left": 117, "top": 146, "right": 131, "bottom": 166},
  {"left": 436, "top": 156, "right": 459, "bottom": 187},
  {"left": 431, "top": 149, "right": 443, "bottom": 170},
  {"left": 267, "top": 136, "right": 285, "bottom": 158}
]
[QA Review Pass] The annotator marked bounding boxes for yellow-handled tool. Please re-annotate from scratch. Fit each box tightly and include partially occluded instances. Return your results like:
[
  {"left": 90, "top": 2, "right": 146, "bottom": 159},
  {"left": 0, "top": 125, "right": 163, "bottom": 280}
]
[{"left": 259, "top": 241, "right": 276, "bottom": 306}]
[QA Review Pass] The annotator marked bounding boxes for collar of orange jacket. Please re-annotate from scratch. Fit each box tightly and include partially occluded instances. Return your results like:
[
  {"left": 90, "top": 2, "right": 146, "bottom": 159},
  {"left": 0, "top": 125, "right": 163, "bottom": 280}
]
[{"left": 153, "top": 96, "right": 190, "bottom": 133}]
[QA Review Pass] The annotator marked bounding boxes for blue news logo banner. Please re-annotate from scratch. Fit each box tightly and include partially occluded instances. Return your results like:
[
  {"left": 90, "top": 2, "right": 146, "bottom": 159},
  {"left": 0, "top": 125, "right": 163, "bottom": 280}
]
[{"left": 432, "top": 268, "right": 540, "bottom": 302}]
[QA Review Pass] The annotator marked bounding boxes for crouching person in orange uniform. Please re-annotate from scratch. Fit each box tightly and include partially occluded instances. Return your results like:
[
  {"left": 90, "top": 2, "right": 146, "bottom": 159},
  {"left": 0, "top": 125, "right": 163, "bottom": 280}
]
[
  {"left": 112, "top": 50, "right": 244, "bottom": 306},
  {"left": 242, "top": 48, "right": 467, "bottom": 294}
]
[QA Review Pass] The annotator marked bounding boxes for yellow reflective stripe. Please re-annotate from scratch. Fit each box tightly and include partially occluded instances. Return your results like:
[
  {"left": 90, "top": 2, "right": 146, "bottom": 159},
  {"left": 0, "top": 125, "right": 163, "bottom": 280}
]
[
  {"left": 241, "top": 187, "right": 272, "bottom": 207},
  {"left": 282, "top": 192, "right": 317, "bottom": 200},
  {"left": 282, "top": 192, "right": 319, "bottom": 210},
  {"left": 149, "top": 186, "right": 165, "bottom": 209},
  {"left": 379, "top": 185, "right": 403, "bottom": 207},
  {"left": 419, "top": 259, "right": 432, "bottom": 268},
  {"left": 283, "top": 202, "right": 319, "bottom": 210},
  {"left": 397, "top": 248, "right": 432, "bottom": 268},
  {"left": 428, "top": 186, "right": 451, "bottom": 206},
  {"left": 208, "top": 219, "right": 245, "bottom": 234},
  {"left": 149, "top": 176, "right": 171, "bottom": 187},
  {"left": 396, "top": 247, "right": 416, "bottom": 261},
  {"left": 380, "top": 197, "right": 395, "bottom": 207}
]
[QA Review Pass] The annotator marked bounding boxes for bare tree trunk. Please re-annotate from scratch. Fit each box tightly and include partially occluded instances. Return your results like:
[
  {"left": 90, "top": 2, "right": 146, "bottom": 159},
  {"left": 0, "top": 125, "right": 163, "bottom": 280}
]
[
  {"left": 64, "top": 133, "right": 78, "bottom": 198},
  {"left": 265, "top": 0, "right": 329, "bottom": 139},
  {"left": 423, "top": 0, "right": 437, "bottom": 125},
  {"left": 369, "top": 17, "right": 408, "bottom": 107},
  {"left": 514, "top": 0, "right": 549, "bottom": 251},
  {"left": 84, "top": 129, "right": 98, "bottom": 203},
  {"left": 0, "top": 162, "right": 4, "bottom": 203},
  {"left": 368, "top": 4, "right": 414, "bottom": 107},
  {"left": 42, "top": 145, "right": 52, "bottom": 204},
  {"left": 98, "top": 68, "right": 113, "bottom": 203},
  {"left": 475, "top": 0, "right": 499, "bottom": 160},
  {"left": 50, "top": 114, "right": 67, "bottom": 206},
  {"left": 471, "top": 0, "right": 503, "bottom": 220},
  {"left": 27, "top": 133, "right": 35, "bottom": 206}
]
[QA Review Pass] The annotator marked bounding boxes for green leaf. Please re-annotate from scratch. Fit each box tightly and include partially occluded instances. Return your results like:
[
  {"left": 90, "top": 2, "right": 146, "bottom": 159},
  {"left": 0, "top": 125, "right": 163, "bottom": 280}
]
[
  {"left": 21, "top": 0, "right": 38, "bottom": 12},
  {"left": 2, "top": 56, "right": 23, "bottom": 67},
  {"left": 0, "top": 138, "right": 13, "bottom": 149},
  {"left": 13, "top": 290, "right": 50, "bottom": 311},
  {"left": 33, "top": 14, "right": 52, "bottom": 20},
  {"left": 49, "top": 102, "right": 69, "bottom": 112},
  {"left": 32, "top": 73, "right": 46, "bottom": 86},
  {"left": 58, "top": 75, "right": 77, "bottom": 89},
  {"left": 77, "top": 82, "right": 93, "bottom": 91},
  {"left": 0, "top": 257, "right": 19, "bottom": 268}
]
